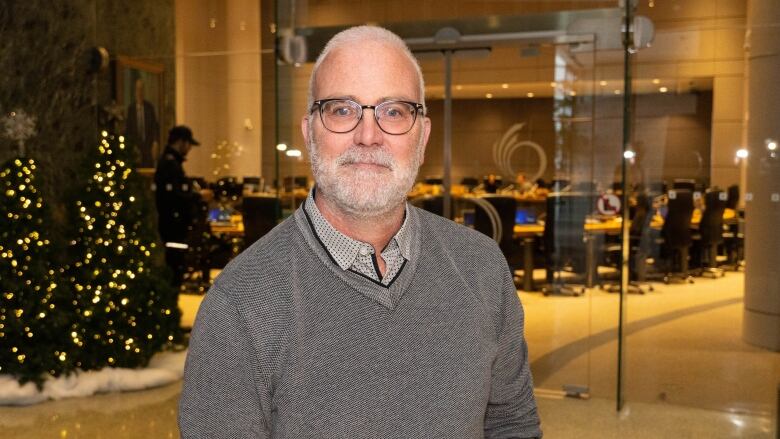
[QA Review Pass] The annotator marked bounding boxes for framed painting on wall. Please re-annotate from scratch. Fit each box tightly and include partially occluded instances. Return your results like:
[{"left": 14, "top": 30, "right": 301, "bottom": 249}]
[{"left": 116, "top": 56, "right": 164, "bottom": 172}]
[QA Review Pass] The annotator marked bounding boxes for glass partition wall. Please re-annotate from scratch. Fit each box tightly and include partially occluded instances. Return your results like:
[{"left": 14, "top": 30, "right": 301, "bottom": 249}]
[
  {"left": 272, "top": 0, "right": 625, "bottom": 413},
  {"left": 272, "top": 0, "right": 779, "bottom": 435},
  {"left": 619, "top": 0, "right": 779, "bottom": 434}
]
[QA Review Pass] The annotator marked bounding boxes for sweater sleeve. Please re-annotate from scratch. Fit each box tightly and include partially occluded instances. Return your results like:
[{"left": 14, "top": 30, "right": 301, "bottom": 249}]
[
  {"left": 484, "top": 265, "right": 542, "bottom": 439},
  {"left": 178, "top": 288, "right": 271, "bottom": 438}
]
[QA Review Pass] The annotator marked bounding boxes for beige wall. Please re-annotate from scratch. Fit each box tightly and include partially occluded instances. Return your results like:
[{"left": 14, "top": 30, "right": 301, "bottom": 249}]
[
  {"left": 631, "top": 0, "right": 747, "bottom": 190},
  {"left": 175, "top": 0, "right": 262, "bottom": 181}
]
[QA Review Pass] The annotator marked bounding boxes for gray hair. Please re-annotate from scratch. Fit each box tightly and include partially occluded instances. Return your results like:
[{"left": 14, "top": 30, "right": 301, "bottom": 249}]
[{"left": 306, "top": 25, "right": 426, "bottom": 117}]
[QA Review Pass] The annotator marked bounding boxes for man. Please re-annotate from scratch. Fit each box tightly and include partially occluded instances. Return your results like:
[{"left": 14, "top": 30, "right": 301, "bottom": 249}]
[
  {"left": 179, "top": 26, "right": 541, "bottom": 438},
  {"left": 155, "top": 125, "right": 212, "bottom": 287},
  {"left": 125, "top": 78, "right": 160, "bottom": 168}
]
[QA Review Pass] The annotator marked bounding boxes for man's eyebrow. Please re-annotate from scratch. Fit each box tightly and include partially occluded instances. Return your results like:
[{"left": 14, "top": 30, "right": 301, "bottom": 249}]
[
  {"left": 316, "top": 95, "right": 417, "bottom": 103},
  {"left": 318, "top": 95, "right": 357, "bottom": 101},
  {"left": 381, "top": 96, "right": 417, "bottom": 103}
]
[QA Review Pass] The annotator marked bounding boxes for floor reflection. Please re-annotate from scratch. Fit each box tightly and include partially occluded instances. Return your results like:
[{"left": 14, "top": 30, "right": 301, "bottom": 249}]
[{"left": 0, "top": 382, "right": 181, "bottom": 439}]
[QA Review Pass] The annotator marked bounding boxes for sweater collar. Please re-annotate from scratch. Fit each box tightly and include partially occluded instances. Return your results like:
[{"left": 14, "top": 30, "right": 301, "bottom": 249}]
[{"left": 302, "top": 187, "right": 412, "bottom": 270}]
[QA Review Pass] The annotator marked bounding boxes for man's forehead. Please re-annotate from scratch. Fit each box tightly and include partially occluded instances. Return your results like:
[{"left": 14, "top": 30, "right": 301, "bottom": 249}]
[{"left": 314, "top": 42, "right": 421, "bottom": 100}]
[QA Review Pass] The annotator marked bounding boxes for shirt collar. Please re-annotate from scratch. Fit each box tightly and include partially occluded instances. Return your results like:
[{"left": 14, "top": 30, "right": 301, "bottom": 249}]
[{"left": 303, "top": 187, "right": 412, "bottom": 270}]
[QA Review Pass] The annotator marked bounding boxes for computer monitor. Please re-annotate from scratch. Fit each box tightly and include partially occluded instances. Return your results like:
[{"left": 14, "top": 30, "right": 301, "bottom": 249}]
[{"left": 515, "top": 208, "right": 537, "bottom": 225}]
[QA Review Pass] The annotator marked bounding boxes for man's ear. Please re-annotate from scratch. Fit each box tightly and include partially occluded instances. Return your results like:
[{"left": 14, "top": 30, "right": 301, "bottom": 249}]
[
  {"left": 419, "top": 116, "right": 431, "bottom": 165},
  {"left": 301, "top": 115, "right": 310, "bottom": 145}
]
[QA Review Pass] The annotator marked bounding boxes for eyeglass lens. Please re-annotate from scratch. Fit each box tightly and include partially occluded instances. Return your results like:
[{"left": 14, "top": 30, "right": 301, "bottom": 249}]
[{"left": 319, "top": 100, "right": 417, "bottom": 134}]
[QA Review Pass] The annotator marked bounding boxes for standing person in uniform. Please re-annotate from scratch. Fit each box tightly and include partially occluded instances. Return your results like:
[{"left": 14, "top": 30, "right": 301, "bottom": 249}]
[
  {"left": 154, "top": 125, "right": 212, "bottom": 287},
  {"left": 179, "top": 26, "right": 541, "bottom": 438}
]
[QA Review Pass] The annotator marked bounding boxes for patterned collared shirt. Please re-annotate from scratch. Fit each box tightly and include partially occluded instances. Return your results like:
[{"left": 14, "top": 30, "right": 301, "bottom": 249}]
[{"left": 303, "top": 188, "right": 411, "bottom": 286}]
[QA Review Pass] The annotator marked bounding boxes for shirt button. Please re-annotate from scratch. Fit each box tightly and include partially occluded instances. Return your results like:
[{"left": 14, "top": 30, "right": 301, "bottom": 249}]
[{"left": 359, "top": 247, "right": 370, "bottom": 256}]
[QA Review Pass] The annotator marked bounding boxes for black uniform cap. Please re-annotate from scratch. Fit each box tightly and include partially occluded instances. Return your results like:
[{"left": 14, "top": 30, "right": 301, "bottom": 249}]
[{"left": 167, "top": 125, "right": 200, "bottom": 146}]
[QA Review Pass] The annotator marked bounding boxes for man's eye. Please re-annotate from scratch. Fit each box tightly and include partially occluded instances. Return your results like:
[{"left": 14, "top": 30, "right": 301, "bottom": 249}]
[
  {"left": 326, "top": 103, "right": 356, "bottom": 117},
  {"left": 381, "top": 104, "right": 410, "bottom": 119}
]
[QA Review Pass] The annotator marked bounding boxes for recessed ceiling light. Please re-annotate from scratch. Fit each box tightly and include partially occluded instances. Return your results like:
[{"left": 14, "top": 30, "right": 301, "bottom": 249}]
[
  {"left": 614, "top": 89, "right": 621, "bottom": 95},
  {"left": 599, "top": 80, "right": 608, "bottom": 86},
  {"left": 501, "top": 83, "right": 509, "bottom": 89},
  {"left": 550, "top": 82, "right": 557, "bottom": 87},
  {"left": 486, "top": 93, "right": 493, "bottom": 99},
  {"left": 569, "top": 91, "right": 577, "bottom": 96},
  {"left": 659, "top": 86, "right": 668, "bottom": 93},
  {"left": 652, "top": 78, "right": 660, "bottom": 84},
  {"left": 526, "top": 92, "right": 535, "bottom": 98},
  {"left": 455, "top": 85, "right": 463, "bottom": 90}
]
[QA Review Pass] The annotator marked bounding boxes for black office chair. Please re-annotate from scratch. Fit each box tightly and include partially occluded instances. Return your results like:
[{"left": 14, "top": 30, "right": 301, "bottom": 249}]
[
  {"left": 242, "top": 176, "right": 262, "bottom": 193},
  {"left": 601, "top": 192, "right": 656, "bottom": 294},
  {"left": 215, "top": 176, "right": 243, "bottom": 203},
  {"left": 183, "top": 197, "right": 235, "bottom": 293},
  {"left": 460, "top": 177, "right": 480, "bottom": 190},
  {"left": 411, "top": 195, "right": 445, "bottom": 218},
  {"left": 660, "top": 189, "right": 695, "bottom": 284},
  {"left": 482, "top": 175, "right": 503, "bottom": 194},
  {"left": 722, "top": 184, "right": 744, "bottom": 271},
  {"left": 242, "top": 195, "right": 280, "bottom": 248},
  {"left": 542, "top": 192, "right": 591, "bottom": 296},
  {"left": 672, "top": 178, "right": 696, "bottom": 192},
  {"left": 476, "top": 195, "right": 520, "bottom": 257},
  {"left": 725, "top": 184, "right": 739, "bottom": 210},
  {"left": 692, "top": 189, "right": 727, "bottom": 278}
]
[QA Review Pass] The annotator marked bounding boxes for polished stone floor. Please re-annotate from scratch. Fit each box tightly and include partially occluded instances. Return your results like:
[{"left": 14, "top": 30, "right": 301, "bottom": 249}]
[
  {"left": 1, "top": 271, "right": 778, "bottom": 438},
  {"left": 0, "top": 382, "right": 774, "bottom": 438}
]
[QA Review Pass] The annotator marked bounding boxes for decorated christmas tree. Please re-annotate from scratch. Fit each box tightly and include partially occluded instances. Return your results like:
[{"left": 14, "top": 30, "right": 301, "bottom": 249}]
[
  {"left": 65, "top": 130, "right": 180, "bottom": 371},
  {"left": 0, "top": 157, "right": 71, "bottom": 385},
  {"left": 0, "top": 110, "right": 71, "bottom": 386}
]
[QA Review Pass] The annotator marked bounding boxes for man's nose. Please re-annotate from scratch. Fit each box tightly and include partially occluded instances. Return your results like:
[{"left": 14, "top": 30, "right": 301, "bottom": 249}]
[{"left": 352, "top": 109, "right": 384, "bottom": 147}]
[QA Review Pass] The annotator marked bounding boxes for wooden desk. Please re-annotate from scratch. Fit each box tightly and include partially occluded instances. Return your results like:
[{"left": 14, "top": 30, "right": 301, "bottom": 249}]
[{"left": 513, "top": 219, "right": 623, "bottom": 291}]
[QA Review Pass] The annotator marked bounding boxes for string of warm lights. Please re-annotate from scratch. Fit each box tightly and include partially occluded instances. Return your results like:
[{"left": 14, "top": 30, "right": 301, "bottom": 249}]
[
  {"left": 1, "top": 130, "right": 181, "bottom": 386},
  {"left": 211, "top": 139, "right": 244, "bottom": 178},
  {"left": 0, "top": 157, "right": 66, "bottom": 384},
  {"left": 66, "top": 130, "right": 179, "bottom": 370}
]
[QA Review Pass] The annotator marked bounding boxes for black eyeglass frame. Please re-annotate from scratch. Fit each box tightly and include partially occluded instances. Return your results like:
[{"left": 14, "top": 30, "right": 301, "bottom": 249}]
[{"left": 310, "top": 98, "right": 425, "bottom": 135}]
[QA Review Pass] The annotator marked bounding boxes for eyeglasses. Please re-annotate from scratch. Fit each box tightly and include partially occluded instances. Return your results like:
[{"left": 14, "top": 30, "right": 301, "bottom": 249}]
[{"left": 310, "top": 98, "right": 424, "bottom": 135}]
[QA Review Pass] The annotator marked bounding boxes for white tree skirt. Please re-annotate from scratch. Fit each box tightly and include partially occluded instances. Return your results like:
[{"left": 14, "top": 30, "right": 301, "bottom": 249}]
[{"left": 0, "top": 350, "right": 186, "bottom": 406}]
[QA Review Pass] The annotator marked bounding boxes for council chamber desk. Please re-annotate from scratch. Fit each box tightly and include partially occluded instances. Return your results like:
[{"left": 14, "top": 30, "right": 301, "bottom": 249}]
[{"left": 512, "top": 209, "right": 737, "bottom": 292}]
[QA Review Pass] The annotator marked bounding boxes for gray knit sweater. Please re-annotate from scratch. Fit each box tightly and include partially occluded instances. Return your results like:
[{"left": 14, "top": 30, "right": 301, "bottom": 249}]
[{"left": 179, "top": 204, "right": 541, "bottom": 438}]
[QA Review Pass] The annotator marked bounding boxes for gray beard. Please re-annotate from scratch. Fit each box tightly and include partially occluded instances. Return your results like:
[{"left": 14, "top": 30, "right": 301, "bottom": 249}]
[{"left": 308, "top": 134, "right": 423, "bottom": 219}]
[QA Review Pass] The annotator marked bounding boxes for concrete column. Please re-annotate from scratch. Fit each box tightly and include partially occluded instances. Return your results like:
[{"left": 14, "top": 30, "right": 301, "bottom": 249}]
[{"left": 743, "top": 0, "right": 780, "bottom": 351}]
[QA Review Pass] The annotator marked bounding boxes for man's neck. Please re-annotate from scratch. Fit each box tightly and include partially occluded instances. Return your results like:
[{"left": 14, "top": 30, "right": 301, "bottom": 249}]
[{"left": 313, "top": 190, "right": 404, "bottom": 255}]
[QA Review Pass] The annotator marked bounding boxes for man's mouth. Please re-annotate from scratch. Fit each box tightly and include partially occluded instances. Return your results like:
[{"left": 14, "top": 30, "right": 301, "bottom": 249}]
[
  {"left": 342, "top": 161, "right": 393, "bottom": 171},
  {"left": 342, "top": 161, "right": 392, "bottom": 171}
]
